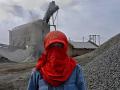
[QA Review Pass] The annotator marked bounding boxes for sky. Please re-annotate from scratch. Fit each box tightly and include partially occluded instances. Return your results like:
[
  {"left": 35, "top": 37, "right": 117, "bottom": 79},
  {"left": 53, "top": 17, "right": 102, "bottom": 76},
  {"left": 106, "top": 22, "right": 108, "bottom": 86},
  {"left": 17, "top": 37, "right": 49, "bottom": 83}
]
[{"left": 0, "top": 0, "right": 120, "bottom": 45}]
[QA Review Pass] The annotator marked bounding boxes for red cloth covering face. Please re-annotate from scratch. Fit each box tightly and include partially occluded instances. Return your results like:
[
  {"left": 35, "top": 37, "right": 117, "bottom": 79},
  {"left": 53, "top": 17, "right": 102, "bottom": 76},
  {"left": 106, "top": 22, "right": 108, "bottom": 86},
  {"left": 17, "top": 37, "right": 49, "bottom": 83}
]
[{"left": 36, "top": 31, "right": 76, "bottom": 86}]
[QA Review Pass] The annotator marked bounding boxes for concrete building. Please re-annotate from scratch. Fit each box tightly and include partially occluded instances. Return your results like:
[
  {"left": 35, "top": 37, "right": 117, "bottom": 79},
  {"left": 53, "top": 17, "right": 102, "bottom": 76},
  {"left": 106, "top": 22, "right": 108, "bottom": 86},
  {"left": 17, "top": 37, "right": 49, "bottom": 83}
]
[
  {"left": 0, "top": 1, "right": 60, "bottom": 62},
  {"left": 68, "top": 41, "right": 99, "bottom": 57},
  {"left": 0, "top": 20, "right": 50, "bottom": 62},
  {"left": 9, "top": 19, "right": 50, "bottom": 58}
]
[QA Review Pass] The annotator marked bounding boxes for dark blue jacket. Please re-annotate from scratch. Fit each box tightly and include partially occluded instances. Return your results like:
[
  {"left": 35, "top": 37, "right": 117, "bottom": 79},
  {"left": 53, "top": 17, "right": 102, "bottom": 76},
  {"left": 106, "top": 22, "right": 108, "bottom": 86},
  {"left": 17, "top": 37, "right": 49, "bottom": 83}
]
[{"left": 27, "top": 64, "right": 86, "bottom": 90}]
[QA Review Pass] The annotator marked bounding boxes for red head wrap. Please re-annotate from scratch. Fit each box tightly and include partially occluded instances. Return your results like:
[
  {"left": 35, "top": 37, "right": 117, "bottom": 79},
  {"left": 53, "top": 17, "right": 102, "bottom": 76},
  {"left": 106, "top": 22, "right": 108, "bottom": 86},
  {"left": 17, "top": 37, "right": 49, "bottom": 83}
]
[{"left": 36, "top": 31, "right": 76, "bottom": 86}]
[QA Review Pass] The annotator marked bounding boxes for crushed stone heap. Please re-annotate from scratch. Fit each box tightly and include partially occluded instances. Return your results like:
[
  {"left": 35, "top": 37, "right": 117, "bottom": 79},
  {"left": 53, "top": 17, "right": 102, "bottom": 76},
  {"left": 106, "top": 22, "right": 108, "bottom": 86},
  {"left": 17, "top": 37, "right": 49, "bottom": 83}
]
[
  {"left": 76, "top": 34, "right": 120, "bottom": 66},
  {"left": 84, "top": 39, "right": 120, "bottom": 90}
]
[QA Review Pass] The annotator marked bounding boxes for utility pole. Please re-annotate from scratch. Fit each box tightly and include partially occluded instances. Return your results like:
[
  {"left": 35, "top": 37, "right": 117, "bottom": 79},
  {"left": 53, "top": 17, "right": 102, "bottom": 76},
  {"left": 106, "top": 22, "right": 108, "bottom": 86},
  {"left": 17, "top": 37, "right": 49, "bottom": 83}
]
[{"left": 89, "top": 35, "right": 101, "bottom": 45}]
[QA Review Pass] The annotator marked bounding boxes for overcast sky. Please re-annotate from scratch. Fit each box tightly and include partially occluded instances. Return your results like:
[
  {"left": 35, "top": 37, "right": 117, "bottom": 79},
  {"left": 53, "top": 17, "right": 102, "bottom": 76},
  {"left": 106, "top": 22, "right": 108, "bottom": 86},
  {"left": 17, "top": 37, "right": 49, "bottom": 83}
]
[{"left": 0, "top": 0, "right": 120, "bottom": 45}]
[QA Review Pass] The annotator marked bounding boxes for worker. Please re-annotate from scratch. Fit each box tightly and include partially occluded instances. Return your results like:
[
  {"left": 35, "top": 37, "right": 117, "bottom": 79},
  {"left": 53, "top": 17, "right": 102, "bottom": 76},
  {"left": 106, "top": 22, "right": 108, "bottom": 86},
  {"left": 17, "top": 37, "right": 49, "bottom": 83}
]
[{"left": 27, "top": 30, "right": 86, "bottom": 90}]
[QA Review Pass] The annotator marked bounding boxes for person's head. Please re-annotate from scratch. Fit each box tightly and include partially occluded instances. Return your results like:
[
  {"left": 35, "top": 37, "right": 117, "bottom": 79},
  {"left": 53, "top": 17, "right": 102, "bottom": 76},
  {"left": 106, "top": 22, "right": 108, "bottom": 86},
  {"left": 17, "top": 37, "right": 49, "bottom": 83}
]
[
  {"left": 36, "top": 30, "right": 76, "bottom": 87},
  {"left": 44, "top": 30, "right": 68, "bottom": 52}
]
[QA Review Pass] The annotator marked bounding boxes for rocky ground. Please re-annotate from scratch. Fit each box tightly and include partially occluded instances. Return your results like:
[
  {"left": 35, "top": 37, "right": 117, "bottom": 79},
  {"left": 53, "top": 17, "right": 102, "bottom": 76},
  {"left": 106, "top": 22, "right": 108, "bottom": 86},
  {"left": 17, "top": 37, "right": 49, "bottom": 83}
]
[{"left": 0, "top": 62, "right": 35, "bottom": 90}]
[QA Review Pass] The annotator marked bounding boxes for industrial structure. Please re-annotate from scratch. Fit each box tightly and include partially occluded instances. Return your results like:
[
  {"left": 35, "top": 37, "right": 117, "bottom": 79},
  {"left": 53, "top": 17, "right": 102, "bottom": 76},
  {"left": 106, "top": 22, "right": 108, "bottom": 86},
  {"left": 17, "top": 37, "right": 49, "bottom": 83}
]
[
  {"left": 0, "top": 1, "right": 59, "bottom": 62},
  {"left": 9, "top": 19, "right": 50, "bottom": 57},
  {"left": 0, "top": 1, "right": 98, "bottom": 62},
  {"left": 68, "top": 41, "right": 98, "bottom": 57}
]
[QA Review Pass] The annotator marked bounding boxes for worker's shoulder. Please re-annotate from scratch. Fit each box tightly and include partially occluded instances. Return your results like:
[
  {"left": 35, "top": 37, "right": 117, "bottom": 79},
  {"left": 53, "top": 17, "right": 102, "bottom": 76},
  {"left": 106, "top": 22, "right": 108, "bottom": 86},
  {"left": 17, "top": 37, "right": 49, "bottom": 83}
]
[
  {"left": 31, "top": 68, "right": 41, "bottom": 77},
  {"left": 75, "top": 64, "right": 84, "bottom": 73},
  {"left": 76, "top": 64, "right": 82, "bottom": 69}
]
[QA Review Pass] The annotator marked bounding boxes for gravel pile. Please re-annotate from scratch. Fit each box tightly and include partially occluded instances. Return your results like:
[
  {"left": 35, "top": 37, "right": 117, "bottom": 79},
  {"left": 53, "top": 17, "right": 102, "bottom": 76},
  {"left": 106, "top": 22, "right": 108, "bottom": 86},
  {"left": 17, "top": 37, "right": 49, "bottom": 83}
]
[
  {"left": 84, "top": 41, "right": 120, "bottom": 90},
  {"left": 76, "top": 33, "right": 120, "bottom": 66},
  {"left": 0, "top": 55, "right": 14, "bottom": 63}
]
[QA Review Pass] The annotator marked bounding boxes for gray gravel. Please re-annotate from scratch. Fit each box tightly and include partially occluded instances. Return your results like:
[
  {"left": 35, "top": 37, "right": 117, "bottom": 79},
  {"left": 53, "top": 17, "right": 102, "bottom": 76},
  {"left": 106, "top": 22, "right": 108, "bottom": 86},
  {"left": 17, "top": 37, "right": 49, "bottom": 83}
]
[
  {"left": 76, "top": 33, "right": 120, "bottom": 66},
  {"left": 0, "top": 55, "right": 14, "bottom": 63},
  {"left": 84, "top": 41, "right": 120, "bottom": 90}
]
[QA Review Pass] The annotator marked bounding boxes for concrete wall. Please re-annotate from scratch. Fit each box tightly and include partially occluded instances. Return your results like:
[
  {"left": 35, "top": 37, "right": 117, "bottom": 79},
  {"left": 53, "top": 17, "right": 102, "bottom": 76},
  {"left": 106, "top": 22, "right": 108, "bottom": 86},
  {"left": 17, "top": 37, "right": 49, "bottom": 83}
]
[
  {"left": 72, "top": 48, "right": 95, "bottom": 57},
  {"left": 9, "top": 19, "right": 50, "bottom": 58},
  {"left": 68, "top": 42, "right": 96, "bottom": 57}
]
